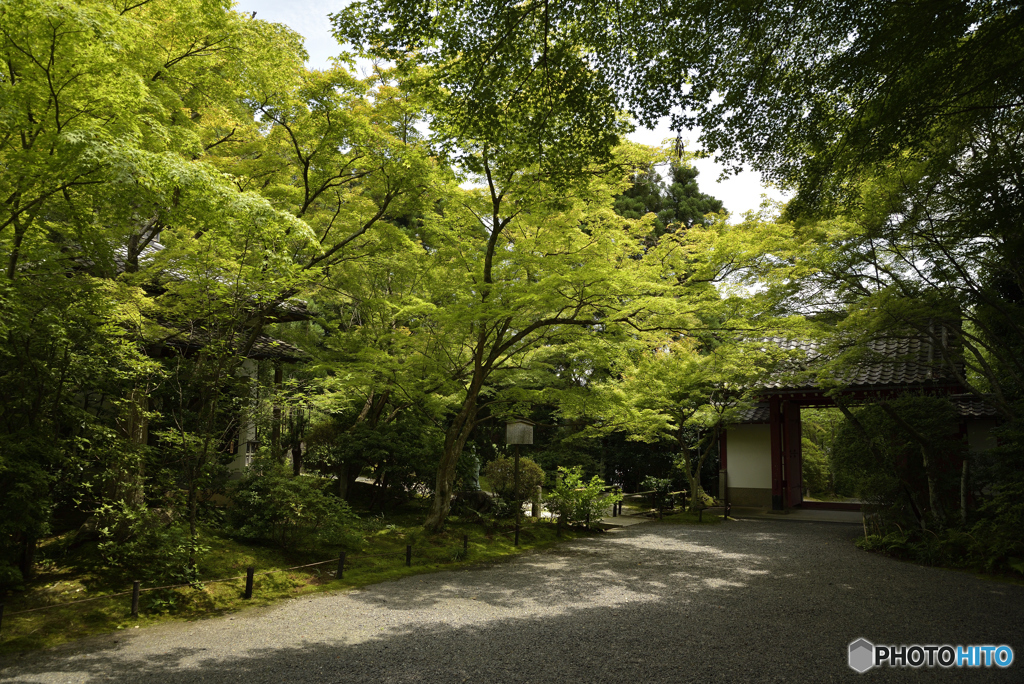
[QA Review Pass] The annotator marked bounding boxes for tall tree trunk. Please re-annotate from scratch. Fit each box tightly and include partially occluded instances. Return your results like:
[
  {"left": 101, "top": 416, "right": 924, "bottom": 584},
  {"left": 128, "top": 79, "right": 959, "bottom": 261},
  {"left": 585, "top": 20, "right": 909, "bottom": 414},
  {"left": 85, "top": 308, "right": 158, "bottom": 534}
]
[
  {"left": 7, "top": 211, "right": 27, "bottom": 280},
  {"left": 919, "top": 444, "right": 944, "bottom": 525},
  {"left": 677, "top": 417, "right": 718, "bottom": 512},
  {"left": 290, "top": 406, "right": 305, "bottom": 476},
  {"left": 114, "top": 386, "right": 149, "bottom": 509},
  {"left": 678, "top": 443, "right": 699, "bottom": 513},
  {"left": 900, "top": 481, "right": 928, "bottom": 531},
  {"left": 337, "top": 461, "right": 355, "bottom": 500},
  {"left": 19, "top": 535, "right": 36, "bottom": 581},
  {"left": 337, "top": 461, "right": 349, "bottom": 500},
  {"left": 291, "top": 439, "right": 303, "bottom": 477},
  {"left": 424, "top": 400, "right": 477, "bottom": 532}
]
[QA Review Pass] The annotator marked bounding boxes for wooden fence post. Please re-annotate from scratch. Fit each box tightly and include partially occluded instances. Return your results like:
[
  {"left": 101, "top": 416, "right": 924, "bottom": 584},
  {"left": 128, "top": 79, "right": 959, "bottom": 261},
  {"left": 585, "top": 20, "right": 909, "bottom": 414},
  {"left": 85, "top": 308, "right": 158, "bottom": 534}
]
[
  {"left": 244, "top": 567, "right": 255, "bottom": 599},
  {"left": 131, "top": 580, "right": 140, "bottom": 617},
  {"left": 463, "top": 535, "right": 468, "bottom": 553},
  {"left": 337, "top": 552, "right": 346, "bottom": 580},
  {"left": 406, "top": 545, "right": 412, "bottom": 567}
]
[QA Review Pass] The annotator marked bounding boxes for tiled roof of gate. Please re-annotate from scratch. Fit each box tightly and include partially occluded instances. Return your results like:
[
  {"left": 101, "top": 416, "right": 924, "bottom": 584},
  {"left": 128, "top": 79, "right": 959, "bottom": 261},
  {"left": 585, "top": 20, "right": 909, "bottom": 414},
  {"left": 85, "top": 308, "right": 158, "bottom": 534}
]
[
  {"left": 736, "top": 404, "right": 771, "bottom": 423},
  {"left": 950, "top": 394, "right": 1000, "bottom": 418},
  {"left": 759, "top": 334, "right": 955, "bottom": 391},
  {"left": 734, "top": 394, "right": 998, "bottom": 423}
]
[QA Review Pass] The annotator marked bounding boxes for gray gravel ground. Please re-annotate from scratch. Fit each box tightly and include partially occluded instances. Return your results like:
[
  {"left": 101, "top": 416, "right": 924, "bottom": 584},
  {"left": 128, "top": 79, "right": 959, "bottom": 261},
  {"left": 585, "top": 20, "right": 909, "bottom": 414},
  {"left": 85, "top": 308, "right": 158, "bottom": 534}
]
[{"left": 2, "top": 519, "right": 1022, "bottom": 683}]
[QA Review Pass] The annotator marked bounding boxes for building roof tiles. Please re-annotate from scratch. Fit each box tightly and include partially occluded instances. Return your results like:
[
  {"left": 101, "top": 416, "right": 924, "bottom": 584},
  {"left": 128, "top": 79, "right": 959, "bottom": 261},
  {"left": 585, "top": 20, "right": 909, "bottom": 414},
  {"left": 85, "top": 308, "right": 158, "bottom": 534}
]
[
  {"left": 759, "top": 335, "right": 952, "bottom": 391},
  {"left": 734, "top": 394, "right": 998, "bottom": 424}
]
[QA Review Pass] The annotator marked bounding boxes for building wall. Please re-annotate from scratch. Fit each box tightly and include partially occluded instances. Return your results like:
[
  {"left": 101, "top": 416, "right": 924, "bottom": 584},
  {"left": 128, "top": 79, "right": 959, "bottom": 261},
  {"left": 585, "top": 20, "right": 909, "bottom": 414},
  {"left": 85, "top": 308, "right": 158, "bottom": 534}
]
[
  {"left": 967, "top": 420, "right": 999, "bottom": 454},
  {"left": 227, "top": 358, "right": 260, "bottom": 477},
  {"left": 725, "top": 424, "right": 773, "bottom": 507}
]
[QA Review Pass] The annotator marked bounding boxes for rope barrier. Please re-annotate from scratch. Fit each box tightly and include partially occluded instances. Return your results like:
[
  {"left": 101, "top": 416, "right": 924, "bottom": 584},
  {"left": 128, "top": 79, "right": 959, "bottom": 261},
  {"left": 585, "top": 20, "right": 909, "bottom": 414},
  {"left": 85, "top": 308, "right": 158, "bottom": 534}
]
[
  {"left": 6, "top": 590, "right": 138, "bottom": 616},
  {"left": 4, "top": 526, "right": 607, "bottom": 626},
  {"left": 2, "top": 548, "right": 417, "bottom": 619}
]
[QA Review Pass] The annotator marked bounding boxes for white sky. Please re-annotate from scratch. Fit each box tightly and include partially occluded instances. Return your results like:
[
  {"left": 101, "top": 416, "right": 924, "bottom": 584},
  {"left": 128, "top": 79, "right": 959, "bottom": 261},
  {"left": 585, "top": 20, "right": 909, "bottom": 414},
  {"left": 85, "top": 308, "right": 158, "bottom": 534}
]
[{"left": 238, "top": 1, "right": 789, "bottom": 220}]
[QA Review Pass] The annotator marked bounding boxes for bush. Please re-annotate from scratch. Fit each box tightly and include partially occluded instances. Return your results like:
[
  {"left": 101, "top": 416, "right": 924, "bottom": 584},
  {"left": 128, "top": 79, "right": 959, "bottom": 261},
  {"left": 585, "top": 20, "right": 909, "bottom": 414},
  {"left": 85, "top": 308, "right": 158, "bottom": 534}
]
[
  {"left": 968, "top": 480, "right": 1024, "bottom": 574},
  {"left": 640, "top": 475, "right": 674, "bottom": 509},
  {"left": 857, "top": 482, "right": 1024, "bottom": 578},
  {"left": 96, "top": 504, "right": 198, "bottom": 584},
  {"left": 488, "top": 497, "right": 520, "bottom": 520},
  {"left": 546, "top": 466, "right": 621, "bottom": 525},
  {"left": 483, "top": 456, "right": 545, "bottom": 508},
  {"left": 230, "top": 456, "right": 358, "bottom": 550}
]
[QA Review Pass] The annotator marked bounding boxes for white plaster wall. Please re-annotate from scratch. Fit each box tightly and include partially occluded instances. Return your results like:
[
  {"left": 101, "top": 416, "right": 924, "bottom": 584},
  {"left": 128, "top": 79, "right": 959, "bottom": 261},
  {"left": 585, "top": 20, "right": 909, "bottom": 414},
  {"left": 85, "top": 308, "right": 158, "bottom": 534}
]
[{"left": 727, "top": 424, "right": 773, "bottom": 489}]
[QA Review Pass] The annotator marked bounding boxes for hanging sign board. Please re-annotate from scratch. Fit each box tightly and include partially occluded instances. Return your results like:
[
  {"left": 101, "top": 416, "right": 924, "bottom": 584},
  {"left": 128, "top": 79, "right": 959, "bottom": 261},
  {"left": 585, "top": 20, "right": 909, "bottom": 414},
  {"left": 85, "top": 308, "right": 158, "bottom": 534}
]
[{"left": 505, "top": 419, "right": 534, "bottom": 445}]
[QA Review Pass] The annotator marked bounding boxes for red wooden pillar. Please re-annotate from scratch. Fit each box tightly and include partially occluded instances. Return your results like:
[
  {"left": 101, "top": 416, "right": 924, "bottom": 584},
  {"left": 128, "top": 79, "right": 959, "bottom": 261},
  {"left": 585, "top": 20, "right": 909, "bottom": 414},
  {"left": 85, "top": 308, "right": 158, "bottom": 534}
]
[{"left": 769, "top": 397, "right": 783, "bottom": 510}]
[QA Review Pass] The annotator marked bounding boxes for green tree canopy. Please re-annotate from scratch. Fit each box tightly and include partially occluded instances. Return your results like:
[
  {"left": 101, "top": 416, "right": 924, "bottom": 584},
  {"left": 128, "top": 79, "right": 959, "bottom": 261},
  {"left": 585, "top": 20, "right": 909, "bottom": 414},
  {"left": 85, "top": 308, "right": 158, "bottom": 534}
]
[{"left": 333, "top": 1, "right": 1021, "bottom": 210}]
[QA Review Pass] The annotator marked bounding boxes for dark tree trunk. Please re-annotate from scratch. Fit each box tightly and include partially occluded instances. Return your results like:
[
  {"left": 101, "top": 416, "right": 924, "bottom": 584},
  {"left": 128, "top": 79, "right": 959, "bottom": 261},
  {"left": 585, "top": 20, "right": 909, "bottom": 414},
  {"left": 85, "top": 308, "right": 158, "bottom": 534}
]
[
  {"left": 291, "top": 439, "right": 303, "bottom": 476},
  {"left": 19, "top": 535, "right": 36, "bottom": 581},
  {"left": 424, "top": 400, "right": 477, "bottom": 532}
]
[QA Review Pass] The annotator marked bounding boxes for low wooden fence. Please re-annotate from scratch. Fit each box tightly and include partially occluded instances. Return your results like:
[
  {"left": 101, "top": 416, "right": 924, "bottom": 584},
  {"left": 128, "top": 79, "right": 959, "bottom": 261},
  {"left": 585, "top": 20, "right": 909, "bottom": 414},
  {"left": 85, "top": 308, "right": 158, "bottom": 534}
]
[{"left": 0, "top": 535, "right": 475, "bottom": 637}]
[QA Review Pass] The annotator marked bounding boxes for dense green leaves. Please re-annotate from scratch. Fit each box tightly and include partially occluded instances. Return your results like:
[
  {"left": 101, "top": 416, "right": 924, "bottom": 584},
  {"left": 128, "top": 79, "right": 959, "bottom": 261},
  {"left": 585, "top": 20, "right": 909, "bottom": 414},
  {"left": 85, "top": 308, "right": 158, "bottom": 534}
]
[
  {"left": 230, "top": 455, "right": 358, "bottom": 550},
  {"left": 334, "top": 1, "right": 1023, "bottom": 206},
  {"left": 546, "top": 466, "right": 620, "bottom": 525},
  {"left": 333, "top": 1, "right": 629, "bottom": 182}
]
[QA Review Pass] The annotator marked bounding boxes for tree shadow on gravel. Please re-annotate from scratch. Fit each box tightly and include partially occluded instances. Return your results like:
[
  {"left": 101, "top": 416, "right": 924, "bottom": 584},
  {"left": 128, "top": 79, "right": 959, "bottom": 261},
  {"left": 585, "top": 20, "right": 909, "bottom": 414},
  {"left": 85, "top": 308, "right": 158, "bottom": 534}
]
[{"left": 3, "top": 522, "right": 1022, "bottom": 683}]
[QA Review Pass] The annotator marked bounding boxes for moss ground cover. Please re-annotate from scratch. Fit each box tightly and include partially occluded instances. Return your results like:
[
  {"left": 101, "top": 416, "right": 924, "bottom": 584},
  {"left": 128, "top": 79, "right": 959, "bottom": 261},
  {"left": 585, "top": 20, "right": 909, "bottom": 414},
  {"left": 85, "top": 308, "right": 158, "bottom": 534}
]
[{"left": 0, "top": 505, "right": 590, "bottom": 657}]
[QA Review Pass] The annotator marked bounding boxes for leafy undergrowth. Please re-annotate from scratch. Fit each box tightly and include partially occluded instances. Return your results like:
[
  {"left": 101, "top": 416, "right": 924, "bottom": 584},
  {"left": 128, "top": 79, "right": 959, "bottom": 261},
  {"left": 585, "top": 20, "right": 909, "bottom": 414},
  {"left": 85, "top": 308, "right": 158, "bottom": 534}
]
[
  {"left": 648, "top": 509, "right": 723, "bottom": 525},
  {"left": 856, "top": 529, "right": 1024, "bottom": 583},
  {"left": 0, "top": 510, "right": 590, "bottom": 657}
]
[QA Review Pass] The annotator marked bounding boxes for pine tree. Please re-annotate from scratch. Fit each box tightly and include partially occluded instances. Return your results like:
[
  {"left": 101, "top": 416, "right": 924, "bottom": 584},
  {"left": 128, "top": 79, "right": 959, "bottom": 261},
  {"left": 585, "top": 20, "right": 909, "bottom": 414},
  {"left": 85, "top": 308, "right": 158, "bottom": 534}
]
[
  {"left": 613, "top": 165, "right": 666, "bottom": 228},
  {"left": 614, "top": 161, "right": 723, "bottom": 240},
  {"left": 661, "top": 162, "right": 724, "bottom": 230}
]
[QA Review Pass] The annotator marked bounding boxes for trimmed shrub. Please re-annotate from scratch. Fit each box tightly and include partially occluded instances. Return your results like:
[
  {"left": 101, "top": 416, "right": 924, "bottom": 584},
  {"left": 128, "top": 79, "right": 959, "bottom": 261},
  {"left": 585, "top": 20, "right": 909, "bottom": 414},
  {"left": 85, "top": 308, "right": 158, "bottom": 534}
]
[{"left": 483, "top": 456, "right": 545, "bottom": 508}]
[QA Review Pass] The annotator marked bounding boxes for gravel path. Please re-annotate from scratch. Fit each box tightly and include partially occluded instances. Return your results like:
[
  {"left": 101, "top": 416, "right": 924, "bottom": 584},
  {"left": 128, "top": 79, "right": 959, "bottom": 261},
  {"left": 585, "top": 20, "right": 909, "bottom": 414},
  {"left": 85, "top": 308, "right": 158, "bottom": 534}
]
[{"left": 2, "top": 519, "right": 1022, "bottom": 683}]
